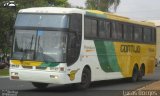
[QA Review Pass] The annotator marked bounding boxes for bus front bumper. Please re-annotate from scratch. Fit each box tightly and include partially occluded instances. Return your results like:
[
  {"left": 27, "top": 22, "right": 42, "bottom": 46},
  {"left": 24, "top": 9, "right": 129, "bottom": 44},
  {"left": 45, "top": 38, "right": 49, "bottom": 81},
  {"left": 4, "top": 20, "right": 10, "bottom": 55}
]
[{"left": 10, "top": 69, "right": 68, "bottom": 84}]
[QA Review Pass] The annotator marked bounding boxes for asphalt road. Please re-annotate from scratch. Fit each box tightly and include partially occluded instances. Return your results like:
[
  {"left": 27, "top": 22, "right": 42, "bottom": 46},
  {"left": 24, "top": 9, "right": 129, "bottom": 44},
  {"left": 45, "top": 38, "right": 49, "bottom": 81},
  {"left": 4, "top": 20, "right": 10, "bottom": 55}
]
[{"left": 0, "top": 66, "right": 160, "bottom": 96}]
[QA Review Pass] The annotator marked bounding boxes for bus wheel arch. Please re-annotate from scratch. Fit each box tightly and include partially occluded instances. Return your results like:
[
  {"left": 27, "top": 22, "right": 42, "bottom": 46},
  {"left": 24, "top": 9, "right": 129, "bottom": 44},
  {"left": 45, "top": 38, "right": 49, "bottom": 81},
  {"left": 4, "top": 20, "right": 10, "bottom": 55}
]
[
  {"left": 83, "top": 65, "right": 91, "bottom": 76},
  {"left": 76, "top": 65, "right": 91, "bottom": 90}
]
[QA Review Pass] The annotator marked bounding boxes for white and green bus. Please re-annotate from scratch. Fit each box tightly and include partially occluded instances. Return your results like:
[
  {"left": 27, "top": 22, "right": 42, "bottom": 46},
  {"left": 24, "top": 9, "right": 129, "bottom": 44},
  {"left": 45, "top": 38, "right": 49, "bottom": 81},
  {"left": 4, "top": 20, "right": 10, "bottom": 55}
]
[{"left": 10, "top": 7, "right": 156, "bottom": 89}]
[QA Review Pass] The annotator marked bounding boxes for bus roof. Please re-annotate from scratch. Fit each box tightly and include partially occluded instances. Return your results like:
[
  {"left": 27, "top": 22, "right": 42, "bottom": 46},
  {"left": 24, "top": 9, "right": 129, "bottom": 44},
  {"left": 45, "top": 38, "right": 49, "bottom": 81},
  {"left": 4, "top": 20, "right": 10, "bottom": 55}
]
[
  {"left": 18, "top": 7, "right": 85, "bottom": 14},
  {"left": 18, "top": 7, "right": 155, "bottom": 27},
  {"left": 146, "top": 20, "right": 160, "bottom": 27},
  {"left": 86, "top": 10, "right": 155, "bottom": 27}
]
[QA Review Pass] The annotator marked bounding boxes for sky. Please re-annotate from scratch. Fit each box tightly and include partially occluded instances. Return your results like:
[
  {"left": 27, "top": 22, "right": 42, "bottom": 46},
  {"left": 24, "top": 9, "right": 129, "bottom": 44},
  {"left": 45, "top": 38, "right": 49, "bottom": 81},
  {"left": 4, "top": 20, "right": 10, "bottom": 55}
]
[
  {"left": 68, "top": 0, "right": 86, "bottom": 7},
  {"left": 68, "top": 0, "right": 160, "bottom": 21}
]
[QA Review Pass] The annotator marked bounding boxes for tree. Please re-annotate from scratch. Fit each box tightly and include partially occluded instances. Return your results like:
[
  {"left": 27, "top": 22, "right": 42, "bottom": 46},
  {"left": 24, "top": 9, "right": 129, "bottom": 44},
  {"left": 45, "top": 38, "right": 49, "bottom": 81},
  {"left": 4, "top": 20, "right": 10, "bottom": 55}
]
[
  {"left": 47, "top": 0, "right": 70, "bottom": 7},
  {"left": 0, "top": 5, "right": 15, "bottom": 53},
  {"left": 86, "top": 0, "right": 120, "bottom": 12},
  {"left": 14, "top": 0, "right": 69, "bottom": 8},
  {"left": 0, "top": 0, "right": 70, "bottom": 54}
]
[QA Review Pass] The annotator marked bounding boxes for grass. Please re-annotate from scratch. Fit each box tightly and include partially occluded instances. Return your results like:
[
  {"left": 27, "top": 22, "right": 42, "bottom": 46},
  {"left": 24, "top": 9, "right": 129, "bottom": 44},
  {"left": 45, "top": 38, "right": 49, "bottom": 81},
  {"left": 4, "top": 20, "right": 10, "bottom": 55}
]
[{"left": 0, "top": 69, "right": 9, "bottom": 76}]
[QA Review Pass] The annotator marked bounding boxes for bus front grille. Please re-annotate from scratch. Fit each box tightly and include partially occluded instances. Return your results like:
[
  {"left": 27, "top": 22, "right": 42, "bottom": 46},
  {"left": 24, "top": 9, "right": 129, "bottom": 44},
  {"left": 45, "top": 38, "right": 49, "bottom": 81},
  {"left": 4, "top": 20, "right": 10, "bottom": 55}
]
[
  {"left": 36, "top": 66, "right": 47, "bottom": 70},
  {"left": 22, "top": 66, "right": 33, "bottom": 69}
]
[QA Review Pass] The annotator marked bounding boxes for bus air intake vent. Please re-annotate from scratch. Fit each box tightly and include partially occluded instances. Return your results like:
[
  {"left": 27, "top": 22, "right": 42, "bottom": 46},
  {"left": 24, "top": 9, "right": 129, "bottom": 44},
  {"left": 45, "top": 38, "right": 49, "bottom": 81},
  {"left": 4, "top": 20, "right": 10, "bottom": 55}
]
[{"left": 36, "top": 66, "right": 47, "bottom": 70}]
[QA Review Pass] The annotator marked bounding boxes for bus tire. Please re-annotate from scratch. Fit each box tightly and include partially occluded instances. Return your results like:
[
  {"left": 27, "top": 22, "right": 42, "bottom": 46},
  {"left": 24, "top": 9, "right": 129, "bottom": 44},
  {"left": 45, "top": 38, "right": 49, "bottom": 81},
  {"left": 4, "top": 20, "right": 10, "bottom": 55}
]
[
  {"left": 141, "top": 65, "right": 145, "bottom": 76},
  {"left": 32, "top": 82, "right": 48, "bottom": 89},
  {"left": 131, "top": 65, "right": 139, "bottom": 82},
  {"left": 76, "top": 67, "right": 91, "bottom": 90},
  {"left": 137, "top": 70, "right": 142, "bottom": 81},
  {"left": 138, "top": 65, "right": 145, "bottom": 81}
]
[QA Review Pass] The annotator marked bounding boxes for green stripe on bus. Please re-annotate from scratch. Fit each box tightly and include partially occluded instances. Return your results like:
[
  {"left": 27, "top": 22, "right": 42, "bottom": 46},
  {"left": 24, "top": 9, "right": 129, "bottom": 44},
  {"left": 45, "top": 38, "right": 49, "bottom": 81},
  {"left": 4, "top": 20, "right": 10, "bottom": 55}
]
[
  {"left": 40, "top": 62, "right": 59, "bottom": 67},
  {"left": 94, "top": 40, "right": 120, "bottom": 72}
]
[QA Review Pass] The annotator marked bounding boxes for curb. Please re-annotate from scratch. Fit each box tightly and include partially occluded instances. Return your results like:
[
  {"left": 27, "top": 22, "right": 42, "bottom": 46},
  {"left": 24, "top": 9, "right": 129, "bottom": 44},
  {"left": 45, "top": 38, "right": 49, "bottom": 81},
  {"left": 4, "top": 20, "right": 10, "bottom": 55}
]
[{"left": 0, "top": 76, "right": 9, "bottom": 78}]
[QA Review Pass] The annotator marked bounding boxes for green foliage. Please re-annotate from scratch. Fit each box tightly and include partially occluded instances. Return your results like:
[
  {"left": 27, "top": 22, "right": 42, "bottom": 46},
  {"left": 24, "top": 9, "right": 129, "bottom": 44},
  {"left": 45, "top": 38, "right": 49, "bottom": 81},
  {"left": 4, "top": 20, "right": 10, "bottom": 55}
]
[
  {"left": 0, "top": 0, "right": 69, "bottom": 54},
  {"left": 47, "top": 0, "right": 69, "bottom": 7},
  {"left": 0, "top": 7, "right": 14, "bottom": 52},
  {"left": 86, "top": 0, "right": 120, "bottom": 12},
  {"left": 14, "top": 0, "right": 69, "bottom": 8},
  {"left": 86, "top": 0, "right": 98, "bottom": 10},
  {"left": 0, "top": 69, "right": 9, "bottom": 76}
]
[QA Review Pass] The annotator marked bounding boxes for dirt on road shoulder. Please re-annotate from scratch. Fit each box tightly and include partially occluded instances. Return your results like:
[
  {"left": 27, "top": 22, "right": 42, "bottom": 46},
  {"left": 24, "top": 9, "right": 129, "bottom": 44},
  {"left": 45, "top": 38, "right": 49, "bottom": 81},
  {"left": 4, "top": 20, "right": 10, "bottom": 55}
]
[{"left": 138, "top": 81, "right": 160, "bottom": 90}]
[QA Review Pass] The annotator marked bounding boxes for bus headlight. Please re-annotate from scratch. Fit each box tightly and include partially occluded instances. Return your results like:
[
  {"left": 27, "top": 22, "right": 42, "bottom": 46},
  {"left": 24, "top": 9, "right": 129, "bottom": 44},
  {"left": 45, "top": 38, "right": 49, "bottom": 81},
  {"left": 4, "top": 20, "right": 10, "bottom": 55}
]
[
  {"left": 11, "top": 72, "right": 18, "bottom": 76},
  {"left": 50, "top": 67, "right": 65, "bottom": 72},
  {"left": 50, "top": 75, "right": 59, "bottom": 79},
  {"left": 50, "top": 67, "right": 59, "bottom": 71},
  {"left": 10, "top": 64, "right": 19, "bottom": 69},
  {"left": 11, "top": 72, "right": 19, "bottom": 80}
]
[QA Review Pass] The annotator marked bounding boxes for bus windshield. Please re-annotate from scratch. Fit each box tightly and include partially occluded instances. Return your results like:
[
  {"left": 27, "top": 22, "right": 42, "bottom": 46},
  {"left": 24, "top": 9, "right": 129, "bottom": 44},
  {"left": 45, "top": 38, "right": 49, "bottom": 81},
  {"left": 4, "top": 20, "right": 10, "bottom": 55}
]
[{"left": 12, "top": 30, "right": 67, "bottom": 62}]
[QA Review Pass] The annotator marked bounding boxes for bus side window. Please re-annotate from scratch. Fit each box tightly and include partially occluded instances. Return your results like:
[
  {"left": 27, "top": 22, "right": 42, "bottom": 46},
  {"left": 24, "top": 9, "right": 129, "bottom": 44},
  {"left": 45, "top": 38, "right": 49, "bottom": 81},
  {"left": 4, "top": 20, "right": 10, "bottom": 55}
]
[
  {"left": 91, "top": 19, "right": 98, "bottom": 38},
  {"left": 70, "top": 33, "right": 76, "bottom": 48},
  {"left": 123, "top": 24, "right": 133, "bottom": 41},
  {"left": 105, "top": 21, "right": 111, "bottom": 39},
  {"left": 98, "top": 20, "right": 110, "bottom": 39},
  {"left": 111, "top": 21, "right": 117, "bottom": 39},
  {"left": 67, "top": 14, "right": 82, "bottom": 65},
  {"left": 99, "top": 20, "right": 105, "bottom": 39},
  {"left": 84, "top": 17, "right": 98, "bottom": 39},
  {"left": 67, "top": 33, "right": 77, "bottom": 65},
  {"left": 143, "top": 27, "right": 152, "bottom": 43},
  {"left": 152, "top": 28, "right": 156, "bottom": 43},
  {"left": 116, "top": 22, "right": 123, "bottom": 40},
  {"left": 111, "top": 21, "right": 123, "bottom": 40},
  {"left": 69, "top": 14, "right": 82, "bottom": 33},
  {"left": 134, "top": 26, "right": 143, "bottom": 42},
  {"left": 67, "top": 33, "right": 83, "bottom": 66}
]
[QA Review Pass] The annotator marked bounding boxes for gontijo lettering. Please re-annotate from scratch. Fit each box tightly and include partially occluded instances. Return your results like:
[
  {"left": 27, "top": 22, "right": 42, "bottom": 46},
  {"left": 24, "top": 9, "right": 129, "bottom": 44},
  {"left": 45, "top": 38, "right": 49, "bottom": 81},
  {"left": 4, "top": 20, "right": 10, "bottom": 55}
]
[{"left": 120, "top": 45, "right": 141, "bottom": 53}]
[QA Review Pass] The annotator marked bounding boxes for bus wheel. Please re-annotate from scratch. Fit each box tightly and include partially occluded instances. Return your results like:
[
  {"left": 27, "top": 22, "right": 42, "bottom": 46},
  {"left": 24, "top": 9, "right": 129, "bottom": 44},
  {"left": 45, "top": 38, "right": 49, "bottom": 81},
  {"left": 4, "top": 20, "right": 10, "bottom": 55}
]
[
  {"left": 138, "top": 66, "right": 144, "bottom": 81},
  {"left": 76, "top": 67, "right": 91, "bottom": 90},
  {"left": 131, "top": 66, "right": 139, "bottom": 82},
  {"left": 137, "top": 70, "right": 142, "bottom": 81},
  {"left": 32, "top": 82, "right": 48, "bottom": 89},
  {"left": 141, "top": 65, "right": 145, "bottom": 76}
]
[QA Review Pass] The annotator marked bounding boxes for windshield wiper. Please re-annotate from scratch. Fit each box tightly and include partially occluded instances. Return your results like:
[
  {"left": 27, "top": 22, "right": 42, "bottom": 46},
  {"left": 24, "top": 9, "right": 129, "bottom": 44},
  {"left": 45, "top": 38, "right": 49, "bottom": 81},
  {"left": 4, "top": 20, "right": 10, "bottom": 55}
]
[
  {"left": 21, "top": 35, "right": 35, "bottom": 61},
  {"left": 36, "top": 36, "right": 47, "bottom": 62},
  {"left": 30, "top": 35, "right": 34, "bottom": 50}
]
